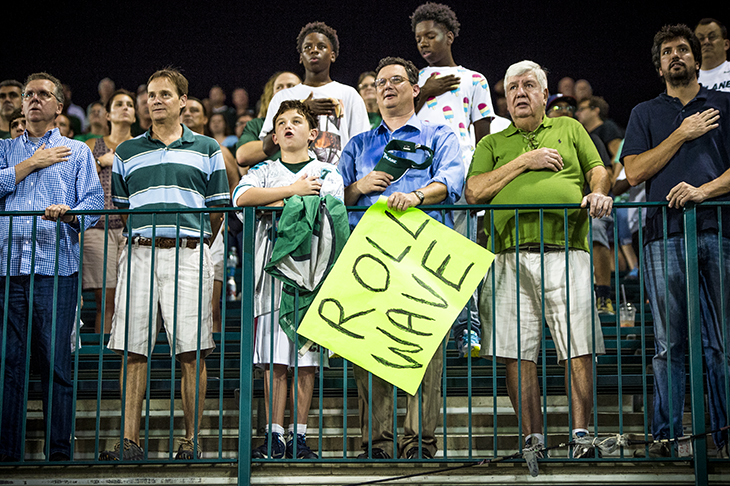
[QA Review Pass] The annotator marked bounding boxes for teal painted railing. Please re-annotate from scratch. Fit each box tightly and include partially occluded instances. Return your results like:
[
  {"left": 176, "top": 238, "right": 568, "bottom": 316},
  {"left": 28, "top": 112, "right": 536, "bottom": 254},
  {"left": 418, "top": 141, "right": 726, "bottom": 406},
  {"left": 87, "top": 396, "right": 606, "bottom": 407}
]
[{"left": 0, "top": 202, "right": 727, "bottom": 486}]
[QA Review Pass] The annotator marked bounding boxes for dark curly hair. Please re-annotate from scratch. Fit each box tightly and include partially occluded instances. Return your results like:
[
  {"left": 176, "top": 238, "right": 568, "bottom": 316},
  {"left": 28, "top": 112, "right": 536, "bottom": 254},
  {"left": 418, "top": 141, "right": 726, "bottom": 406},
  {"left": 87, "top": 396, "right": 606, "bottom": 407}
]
[
  {"left": 410, "top": 2, "right": 460, "bottom": 37},
  {"left": 375, "top": 57, "right": 419, "bottom": 85},
  {"left": 297, "top": 21, "right": 340, "bottom": 57},
  {"left": 651, "top": 24, "right": 702, "bottom": 74},
  {"left": 273, "top": 99, "right": 318, "bottom": 132}
]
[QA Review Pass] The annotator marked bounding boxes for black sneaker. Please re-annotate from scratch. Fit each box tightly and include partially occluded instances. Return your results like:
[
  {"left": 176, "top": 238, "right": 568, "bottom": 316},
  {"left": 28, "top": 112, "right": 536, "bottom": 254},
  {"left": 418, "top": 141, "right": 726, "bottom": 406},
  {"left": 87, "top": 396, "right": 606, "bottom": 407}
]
[
  {"left": 175, "top": 438, "right": 202, "bottom": 460},
  {"left": 252, "top": 432, "right": 285, "bottom": 459},
  {"left": 286, "top": 433, "right": 318, "bottom": 459},
  {"left": 356, "top": 447, "right": 391, "bottom": 459},
  {"left": 404, "top": 447, "right": 433, "bottom": 459},
  {"left": 99, "top": 438, "right": 144, "bottom": 461}
]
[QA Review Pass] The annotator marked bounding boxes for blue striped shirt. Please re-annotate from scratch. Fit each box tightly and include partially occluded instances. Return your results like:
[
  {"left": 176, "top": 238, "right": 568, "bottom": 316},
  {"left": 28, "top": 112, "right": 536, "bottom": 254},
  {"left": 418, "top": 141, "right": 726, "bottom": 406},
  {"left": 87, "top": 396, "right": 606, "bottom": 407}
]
[
  {"left": 112, "top": 124, "right": 230, "bottom": 238},
  {"left": 0, "top": 128, "right": 104, "bottom": 276}
]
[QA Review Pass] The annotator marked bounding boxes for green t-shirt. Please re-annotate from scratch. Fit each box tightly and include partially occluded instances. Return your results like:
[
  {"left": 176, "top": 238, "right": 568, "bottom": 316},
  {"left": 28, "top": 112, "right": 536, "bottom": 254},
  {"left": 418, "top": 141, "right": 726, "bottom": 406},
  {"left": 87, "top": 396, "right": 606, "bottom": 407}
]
[
  {"left": 468, "top": 116, "right": 603, "bottom": 253},
  {"left": 235, "top": 117, "right": 281, "bottom": 161}
]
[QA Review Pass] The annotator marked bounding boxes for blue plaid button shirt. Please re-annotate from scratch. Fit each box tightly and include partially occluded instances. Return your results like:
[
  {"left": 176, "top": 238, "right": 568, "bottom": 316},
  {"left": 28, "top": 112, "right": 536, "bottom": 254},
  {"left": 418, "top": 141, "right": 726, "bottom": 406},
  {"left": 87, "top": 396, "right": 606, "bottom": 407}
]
[{"left": 0, "top": 128, "right": 104, "bottom": 276}]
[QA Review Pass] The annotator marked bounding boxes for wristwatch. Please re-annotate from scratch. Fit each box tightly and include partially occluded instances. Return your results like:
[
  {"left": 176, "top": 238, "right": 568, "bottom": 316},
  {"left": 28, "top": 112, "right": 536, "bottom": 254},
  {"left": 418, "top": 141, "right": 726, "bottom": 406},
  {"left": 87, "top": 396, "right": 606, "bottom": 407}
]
[{"left": 412, "top": 190, "right": 425, "bottom": 206}]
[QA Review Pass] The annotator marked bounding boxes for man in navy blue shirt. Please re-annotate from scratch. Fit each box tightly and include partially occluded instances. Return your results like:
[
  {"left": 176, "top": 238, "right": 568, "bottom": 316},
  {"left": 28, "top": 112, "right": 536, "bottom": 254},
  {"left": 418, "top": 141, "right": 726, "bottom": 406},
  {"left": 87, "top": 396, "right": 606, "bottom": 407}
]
[{"left": 622, "top": 24, "right": 730, "bottom": 459}]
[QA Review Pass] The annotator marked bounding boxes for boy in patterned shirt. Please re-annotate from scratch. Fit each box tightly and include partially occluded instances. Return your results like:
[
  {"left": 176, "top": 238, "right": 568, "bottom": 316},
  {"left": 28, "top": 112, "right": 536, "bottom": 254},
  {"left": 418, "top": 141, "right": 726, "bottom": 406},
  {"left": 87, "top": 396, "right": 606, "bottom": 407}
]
[{"left": 411, "top": 2, "right": 494, "bottom": 358}]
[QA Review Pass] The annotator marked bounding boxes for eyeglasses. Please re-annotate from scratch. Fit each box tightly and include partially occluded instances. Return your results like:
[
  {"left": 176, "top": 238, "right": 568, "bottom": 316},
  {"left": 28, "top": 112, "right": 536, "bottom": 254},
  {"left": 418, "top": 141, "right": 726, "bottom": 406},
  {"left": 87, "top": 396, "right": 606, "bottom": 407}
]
[
  {"left": 358, "top": 82, "right": 376, "bottom": 90},
  {"left": 22, "top": 90, "right": 59, "bottom": 102},
  {"left": 549, "top": 105, "right": 575, "bottom": 113},
  {"left": 374, "top": 75, "right": 408, "bottom": 88}
]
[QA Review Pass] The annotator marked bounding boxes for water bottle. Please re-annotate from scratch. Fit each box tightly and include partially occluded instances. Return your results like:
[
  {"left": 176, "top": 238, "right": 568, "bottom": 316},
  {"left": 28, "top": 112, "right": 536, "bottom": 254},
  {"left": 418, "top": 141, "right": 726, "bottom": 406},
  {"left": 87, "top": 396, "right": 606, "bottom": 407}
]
[{"left": 226, "top": 248, "right": 239, "bottom": 301}]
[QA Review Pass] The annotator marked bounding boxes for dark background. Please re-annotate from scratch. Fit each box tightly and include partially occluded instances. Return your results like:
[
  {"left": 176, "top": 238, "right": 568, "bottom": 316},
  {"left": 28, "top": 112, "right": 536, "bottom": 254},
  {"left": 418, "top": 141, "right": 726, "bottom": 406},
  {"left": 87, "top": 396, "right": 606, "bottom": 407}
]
[{"left": 2, "top": 1, "right": 722, "bottom": 128}]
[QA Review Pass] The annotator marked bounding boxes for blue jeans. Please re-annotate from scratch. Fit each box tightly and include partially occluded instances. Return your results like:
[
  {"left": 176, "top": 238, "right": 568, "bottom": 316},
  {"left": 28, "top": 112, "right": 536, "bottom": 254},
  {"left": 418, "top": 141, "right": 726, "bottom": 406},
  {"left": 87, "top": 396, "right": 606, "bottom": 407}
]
[
  {"left": 644, "top": 233, "right": 730, "bottom": 449},
  {"left": 0, "top": 274, "right": 78, "bottom": 460}
]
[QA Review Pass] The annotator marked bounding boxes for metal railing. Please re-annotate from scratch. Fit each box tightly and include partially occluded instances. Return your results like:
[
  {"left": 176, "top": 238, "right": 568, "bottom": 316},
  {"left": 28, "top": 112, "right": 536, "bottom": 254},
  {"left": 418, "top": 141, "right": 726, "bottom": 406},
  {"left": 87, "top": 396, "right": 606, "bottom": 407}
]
[{"left": 0, "top": 202, "right": 727, "bottom": 486}]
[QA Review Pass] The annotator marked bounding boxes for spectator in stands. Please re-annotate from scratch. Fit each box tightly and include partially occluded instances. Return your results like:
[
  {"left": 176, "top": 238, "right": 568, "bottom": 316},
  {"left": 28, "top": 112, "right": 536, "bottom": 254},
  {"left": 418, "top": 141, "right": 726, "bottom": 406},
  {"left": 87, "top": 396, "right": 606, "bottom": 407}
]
[
  {"left": 574, "top": 95, "right": 624, "bottom": 314},
  {"left": 411, "top": 1, "right": 494, "bottom": 359},
  {"left": 340, "top": 56, "right": 463, "bottom": 460},
  {"left": 8, "top": 108, "right": 25, "bottom": 139},
  {"left": 76, "top": 101, "right": 108, "bottom": 142},
  {"left": 234, "top": 112, "right": 253, "bottom": 138},
  {"left": 558, "top": 76, "right": 575, "bottom": 97},
  {"left": 209, "top": 85, "right": 237, "bottom": 129},
  {"left": 131, "top": 84, "right": 152, "bottom": 136},
  {"left": 233, "top": 100, "right": 343, "bottom": 460},
  {"left": 493, "top": 78, "right": 510, "bottom": 118},
  {"left": 0, "top": 80, "right": 23, "bottom": 139},
  {"left": 232, "top": 87, "right": 250, "bottom": 118},
  {"left": 357, "top": 71, "right": 381, "bottom": 128},
  {"left": 101, "top": 68, "right": 229, "bottom": 461},
  {"left": 622, "top": 24, "right": 730, "bottom": 459},
  {"left": 55, "top": 113, "right": 75, "bottom": 139},
  {"left": 574, "top": 78, "right": 593, "bottom": 101},
  {"left": 695, "top": 18, "right": 730, "bottom": 92},
  {"left": 62, "top": 84, "right": 88, "bottom": 133},
  {"left": 259, "top": 21, "right": 370, "bottom": 167},
  {"left": 236, "top": 71, "right": 301, "bottom": 168},
  {"left": 466, "top": 60, "right": 610, "bottom": 459},
  {"left": 97, "top": 77, "right": 115, "bottom": 106},
  {"left": 82, "top": 89, "right": 136, "bottom": 334},
  {"left": 576, "top": 96, "right": 624, "bottom": 161},
  {"left": 182, "top": 96, "right": 243, "bottom": 333},
  {"left": 208, "top": 112, "right": 238, "bottom": 151},
  {"left": 0, "top": 72, "right": 104, "bottom": 462}
]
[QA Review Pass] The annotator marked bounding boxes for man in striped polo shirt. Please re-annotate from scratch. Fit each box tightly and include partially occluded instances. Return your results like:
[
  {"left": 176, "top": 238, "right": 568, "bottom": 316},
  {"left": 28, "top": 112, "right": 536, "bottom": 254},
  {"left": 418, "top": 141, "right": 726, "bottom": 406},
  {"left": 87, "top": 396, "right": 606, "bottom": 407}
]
[{"left": 101, "top": 68, "right": 229, "bottom": 461}]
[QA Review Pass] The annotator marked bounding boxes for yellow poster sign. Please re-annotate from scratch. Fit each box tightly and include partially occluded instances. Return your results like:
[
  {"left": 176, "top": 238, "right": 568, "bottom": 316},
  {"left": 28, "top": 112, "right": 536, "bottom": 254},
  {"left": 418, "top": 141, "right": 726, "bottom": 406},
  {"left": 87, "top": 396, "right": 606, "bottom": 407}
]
[{"left": 297, "top": 197, "right": 495, "bottom": 395}]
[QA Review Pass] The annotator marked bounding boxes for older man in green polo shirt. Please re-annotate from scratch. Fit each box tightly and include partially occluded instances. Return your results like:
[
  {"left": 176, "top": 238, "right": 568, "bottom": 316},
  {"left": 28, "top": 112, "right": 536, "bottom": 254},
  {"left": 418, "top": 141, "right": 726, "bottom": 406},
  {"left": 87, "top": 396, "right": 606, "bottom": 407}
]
[{"left": 466, "top": 60, "right": 612, "bottom": 459}]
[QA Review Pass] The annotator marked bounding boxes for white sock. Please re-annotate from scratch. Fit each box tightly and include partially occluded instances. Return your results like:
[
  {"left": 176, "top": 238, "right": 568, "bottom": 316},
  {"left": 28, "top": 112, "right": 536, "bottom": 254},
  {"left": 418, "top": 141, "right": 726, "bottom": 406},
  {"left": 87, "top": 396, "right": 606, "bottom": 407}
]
[
  {"left": 573, "top": 428, "right": 589, "bottom": 438},
  {"left": 270, "top": 423, "right": 285, "bottom": 438},
  {"left": 526, "top": 433, "right": 544, "bottom": 446},
  {"left": 288, "top": 424, "right": 308, "bottom": 436}
]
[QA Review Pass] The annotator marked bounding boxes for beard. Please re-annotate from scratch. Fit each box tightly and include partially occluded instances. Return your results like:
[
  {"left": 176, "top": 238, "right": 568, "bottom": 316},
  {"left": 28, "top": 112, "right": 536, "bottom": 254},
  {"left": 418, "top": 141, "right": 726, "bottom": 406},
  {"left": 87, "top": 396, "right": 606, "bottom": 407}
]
[{"left": 664, "top": 62, "right": 697, "bottom": 88}]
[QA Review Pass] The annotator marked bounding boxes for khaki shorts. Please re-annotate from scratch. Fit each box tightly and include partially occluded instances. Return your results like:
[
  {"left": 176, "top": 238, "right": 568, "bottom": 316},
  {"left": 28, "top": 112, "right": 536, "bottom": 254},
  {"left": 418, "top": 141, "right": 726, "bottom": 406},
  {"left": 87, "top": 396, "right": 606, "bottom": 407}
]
[
  {"left": 479, "top": 250, "right": 605, "bottom": 363},
  {"left": 82, "top": 227, "right": 126, "bottom": 289},
  {"left": 108, "top": 242, "right": 215, "bottom": 358}
]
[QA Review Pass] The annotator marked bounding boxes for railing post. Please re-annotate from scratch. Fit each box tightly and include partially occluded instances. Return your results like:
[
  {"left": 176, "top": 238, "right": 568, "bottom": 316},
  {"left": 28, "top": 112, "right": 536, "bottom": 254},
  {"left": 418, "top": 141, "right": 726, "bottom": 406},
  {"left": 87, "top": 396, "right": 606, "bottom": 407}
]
[
  {"left": 238, "top": 207, "right": 255, "bottom": 484},
  {"left": 683, "top": 204, "right": 708, "bottom": 485}
]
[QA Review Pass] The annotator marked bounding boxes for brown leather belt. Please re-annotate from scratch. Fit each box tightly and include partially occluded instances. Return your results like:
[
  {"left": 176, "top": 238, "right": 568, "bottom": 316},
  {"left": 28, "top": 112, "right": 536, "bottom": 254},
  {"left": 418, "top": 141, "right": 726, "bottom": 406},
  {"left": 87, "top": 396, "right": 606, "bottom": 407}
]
[{"left": 132, "top": 236, "right": 211, "bottom": 249}]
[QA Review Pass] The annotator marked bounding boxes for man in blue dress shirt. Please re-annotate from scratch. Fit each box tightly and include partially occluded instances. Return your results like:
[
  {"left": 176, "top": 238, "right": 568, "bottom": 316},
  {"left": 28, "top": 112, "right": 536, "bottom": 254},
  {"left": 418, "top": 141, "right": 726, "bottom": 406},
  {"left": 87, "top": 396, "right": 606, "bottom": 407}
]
[
  {"left": 0, "top": 73, "right": 104, "bottom": 462},
  {"left": 339, "top": 56, "right": 463, "bottom": 460}
]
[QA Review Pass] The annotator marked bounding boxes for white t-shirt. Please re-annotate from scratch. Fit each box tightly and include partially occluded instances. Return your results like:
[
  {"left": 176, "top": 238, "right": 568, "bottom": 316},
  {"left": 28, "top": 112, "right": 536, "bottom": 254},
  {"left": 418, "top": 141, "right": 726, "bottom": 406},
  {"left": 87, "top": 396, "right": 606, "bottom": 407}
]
[
  {"left": 416, "top": 65, "right": 494, "bottom": 170},
  {"left": 260, "top": 82, "right": 370, "bottom": 167},
  {"left": 699, "top": 60, "right": 730, "bottom": 92}
]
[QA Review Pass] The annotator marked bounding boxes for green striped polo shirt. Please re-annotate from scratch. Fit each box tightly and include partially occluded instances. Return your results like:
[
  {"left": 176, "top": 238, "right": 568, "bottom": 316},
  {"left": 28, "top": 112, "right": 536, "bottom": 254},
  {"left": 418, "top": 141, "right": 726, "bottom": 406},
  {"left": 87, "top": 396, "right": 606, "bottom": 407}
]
[{"left": 112, "top": 124, "right": 230, "bottom": 238}]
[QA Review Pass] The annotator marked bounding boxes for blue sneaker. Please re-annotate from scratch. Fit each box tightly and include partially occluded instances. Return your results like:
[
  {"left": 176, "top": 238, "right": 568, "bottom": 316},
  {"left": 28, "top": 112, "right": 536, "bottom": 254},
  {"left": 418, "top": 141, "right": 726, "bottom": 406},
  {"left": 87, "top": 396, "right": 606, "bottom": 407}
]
[
  {"left": 457, "top": 329, "right": 481, "bottom": 358},
  {"left": 286, "top": 433, "right": 318, "bottom": 459},
  {"left": 252, "top": 432, "right": 285, "bottom": 459},
  {"left": 625, "top": 267, "right": 639, "bottom": 281}
]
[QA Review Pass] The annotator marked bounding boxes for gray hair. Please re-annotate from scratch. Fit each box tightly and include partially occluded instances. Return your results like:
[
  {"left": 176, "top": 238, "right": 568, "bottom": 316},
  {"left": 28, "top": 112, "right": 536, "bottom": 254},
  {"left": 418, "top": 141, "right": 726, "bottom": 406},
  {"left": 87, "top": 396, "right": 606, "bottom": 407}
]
[{"left": 504, "top": 60, "right": 548, "bottom": 92}]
